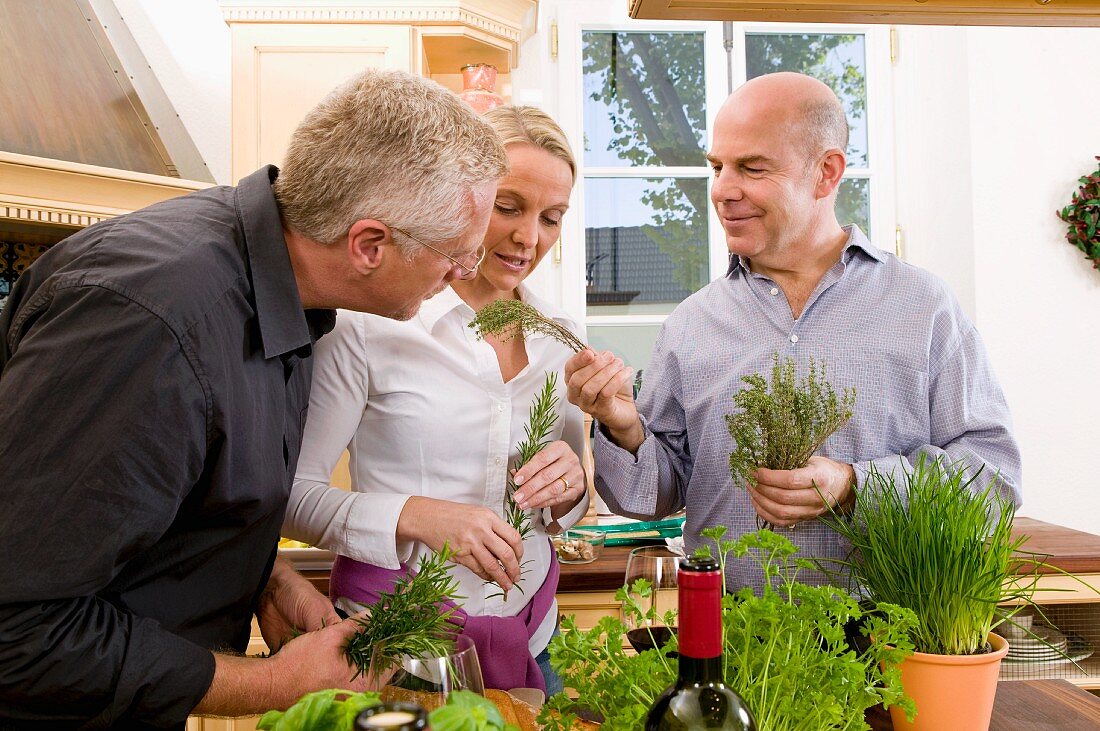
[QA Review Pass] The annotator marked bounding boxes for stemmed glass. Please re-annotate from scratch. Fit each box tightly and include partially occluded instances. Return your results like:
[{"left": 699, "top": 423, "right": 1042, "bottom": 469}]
[
  {"left": 368, "top": 634, "right": 485, "bottom": 712},
  {"left": 622, "top": 545, "right": 682, "bottom": 655}
]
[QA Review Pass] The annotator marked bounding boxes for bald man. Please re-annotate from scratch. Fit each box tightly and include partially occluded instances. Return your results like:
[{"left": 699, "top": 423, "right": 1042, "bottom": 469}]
[{"left": 564, "top": 72, "right": 1021, "bottom": 589}]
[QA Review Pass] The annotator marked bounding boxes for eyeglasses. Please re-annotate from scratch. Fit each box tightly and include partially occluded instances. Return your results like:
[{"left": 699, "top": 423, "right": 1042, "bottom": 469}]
[{"left": 389, "top": 225, "right": 486, "bottom": 280}]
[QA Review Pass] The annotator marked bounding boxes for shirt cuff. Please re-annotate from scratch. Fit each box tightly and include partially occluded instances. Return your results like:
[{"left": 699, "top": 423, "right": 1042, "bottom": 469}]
[
  {"left": 109, "top": 617, "right": 216, "bottom": 727},
  {"left": 592, "top": 416, "right": 661, "bottom": 516},
  {"left": 345, "top": 492, "right": 413, "bottom": 569},
  {"left": 541, "top": 487, "right": 590, "bottom": 534}
]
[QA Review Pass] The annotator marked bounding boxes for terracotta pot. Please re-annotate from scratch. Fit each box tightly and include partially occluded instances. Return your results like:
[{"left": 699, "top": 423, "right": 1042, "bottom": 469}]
[
  {"left": 457, "top": 63, "right": 504, "bottom": 115},
  {"left": 889, "top": 632, "right": 1009, "bottom": 731}
]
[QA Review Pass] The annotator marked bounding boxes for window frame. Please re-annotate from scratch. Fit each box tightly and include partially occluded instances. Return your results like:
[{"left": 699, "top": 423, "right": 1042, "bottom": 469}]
[{"left": 554, "top": 5, "right": 895, "bottom": 340}]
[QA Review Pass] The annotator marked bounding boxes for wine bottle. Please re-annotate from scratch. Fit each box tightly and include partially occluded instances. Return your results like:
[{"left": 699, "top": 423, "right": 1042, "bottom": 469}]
[
  {"left": 355, "top": 701, "right": 429, "bottom": 730},
  {"left": 644, "top": 556, "right": 757, "bottom": 731}
]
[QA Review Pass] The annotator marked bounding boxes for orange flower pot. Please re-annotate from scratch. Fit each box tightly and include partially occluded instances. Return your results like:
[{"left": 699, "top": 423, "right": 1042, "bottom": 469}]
[{"left": 889, "top": 632, "right": 1009, "bottom": 731}]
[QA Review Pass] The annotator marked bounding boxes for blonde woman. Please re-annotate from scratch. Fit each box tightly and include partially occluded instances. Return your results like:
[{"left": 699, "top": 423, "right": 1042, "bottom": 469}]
[{"left": 285, "top": 106, "right": 585, "bottom": 694}]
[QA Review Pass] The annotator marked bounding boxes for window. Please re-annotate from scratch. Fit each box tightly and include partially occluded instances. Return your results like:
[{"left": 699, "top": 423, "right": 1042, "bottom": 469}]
[
  {"left": 744, "top": 31, "right": 872, "bottom": 231},
  {"left": 555, "top": 9, "right": 892, "bottom": 370},
  {"left": 582, "top": 31, "right": 710, "bottom": 323}
]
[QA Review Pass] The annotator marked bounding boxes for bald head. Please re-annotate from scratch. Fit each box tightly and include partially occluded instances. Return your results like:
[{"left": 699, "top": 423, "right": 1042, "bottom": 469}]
[{"left": 721, "top": 72, "right": 848, "bottom": 167}]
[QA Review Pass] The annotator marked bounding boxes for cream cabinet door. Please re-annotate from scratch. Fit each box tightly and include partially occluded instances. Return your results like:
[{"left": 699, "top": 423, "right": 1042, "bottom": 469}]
[{"left": 230, "top": 24, "right": 413, "bottom": 181}]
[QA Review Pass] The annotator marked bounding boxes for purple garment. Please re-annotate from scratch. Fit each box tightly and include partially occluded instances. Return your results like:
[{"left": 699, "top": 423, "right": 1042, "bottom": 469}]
[{"left": 330, "top": 546, "right": 560, "bottom": 693}]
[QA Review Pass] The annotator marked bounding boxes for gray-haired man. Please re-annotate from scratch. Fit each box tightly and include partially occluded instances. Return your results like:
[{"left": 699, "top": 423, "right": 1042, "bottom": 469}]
[{"left": 0, "top": 69, "right": 507, "bottom": 727}]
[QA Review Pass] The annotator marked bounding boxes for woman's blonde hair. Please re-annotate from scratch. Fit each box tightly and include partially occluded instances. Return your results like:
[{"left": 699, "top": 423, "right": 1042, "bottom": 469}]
[
  {"left": 274, "top": 69, "right": 508, "bottom": 250},
  {"left": 480, "top": 105, "right": 576, "bottom": 184}
]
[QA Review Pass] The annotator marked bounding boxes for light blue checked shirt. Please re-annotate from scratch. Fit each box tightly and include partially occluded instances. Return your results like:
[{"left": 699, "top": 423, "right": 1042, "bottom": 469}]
[{"left": 593, "top": 226, "right": 1022, "bottom": 591}]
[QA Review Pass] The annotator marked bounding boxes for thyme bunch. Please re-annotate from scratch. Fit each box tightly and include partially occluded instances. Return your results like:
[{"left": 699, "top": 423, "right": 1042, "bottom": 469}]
[
  {"left": 726, "top": 353, "right": 855, "bottom": 489},
  {"left": 469, "top": 299, "right": 586, "bottom": 354},
  {"left": 344, "top": 546, "right": 463, "bottom": 678}
]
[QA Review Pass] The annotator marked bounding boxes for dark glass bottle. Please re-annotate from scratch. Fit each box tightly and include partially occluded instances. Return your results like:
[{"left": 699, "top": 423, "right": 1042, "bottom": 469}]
[
  {"left": 644, "top": 557, "right": 757, "bottom": 731},
  {"left": 355, "top": 701, "right": 429, "bottom": 731}
]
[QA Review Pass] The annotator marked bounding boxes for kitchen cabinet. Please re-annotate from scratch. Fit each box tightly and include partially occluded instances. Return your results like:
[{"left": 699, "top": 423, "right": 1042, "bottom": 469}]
[{"left": 221, "top": 1, "right": 538, "bottom": 182}]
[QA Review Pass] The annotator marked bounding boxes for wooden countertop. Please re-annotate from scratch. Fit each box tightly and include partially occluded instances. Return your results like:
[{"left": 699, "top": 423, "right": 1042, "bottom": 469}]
[
  {"left": 554, "top": 517, "right": 1100, "bottom": 593},
  {"left": 1011, "top": 517, "right": 1100, "bottom": 575},
  {"left": 866, "top": 680, "right": 1100, "bottom": 730},
  {"left": 290, "top": 517, "right": 1100, "bottom": 596}
]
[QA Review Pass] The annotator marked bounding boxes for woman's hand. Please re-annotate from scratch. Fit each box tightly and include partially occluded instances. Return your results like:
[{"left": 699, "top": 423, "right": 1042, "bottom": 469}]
[
  {"left": 397, "top": 497, "right": 524, "bottom": 590},
  {"left": 511, "top": 440, "right": 586, "bottom": 517}
]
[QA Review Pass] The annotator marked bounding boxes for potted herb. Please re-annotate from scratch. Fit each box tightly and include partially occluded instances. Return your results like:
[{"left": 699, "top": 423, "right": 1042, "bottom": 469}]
[
  {"left": 538, "top": 528, "right": 917, "bottom": 731},
  {"left": 819, "top": 456, "right": 1042, "bottom": 731}
]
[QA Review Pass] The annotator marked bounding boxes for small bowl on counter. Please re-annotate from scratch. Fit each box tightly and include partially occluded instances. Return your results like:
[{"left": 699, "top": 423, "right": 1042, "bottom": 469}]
[{"left": 552, "top": 529, "right": 605, "bottom": 565}]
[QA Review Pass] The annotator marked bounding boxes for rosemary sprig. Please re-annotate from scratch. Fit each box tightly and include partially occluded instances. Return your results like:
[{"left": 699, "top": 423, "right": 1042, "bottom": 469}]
[
  {"left": 505, "top": 371, "right": 561, "bottom": 541},
  {"left": 344, "top": 545, "right": 464, "bottom": 678},
  {"left": 726, "top": 354, "right": 855, "bottom": 527},
  {"left": 487, "top": 372, "right": 563, "bottom": 601},
  {"left": 469, "top": 299, "right": 587, "bottom": 354}
]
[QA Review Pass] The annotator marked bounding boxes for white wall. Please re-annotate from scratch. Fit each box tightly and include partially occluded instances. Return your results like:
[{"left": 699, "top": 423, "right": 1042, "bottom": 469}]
[
  {"left": 122, "top": 2, "right": 1100, "bottom": 535},
  {"left": 896, "top": 25, "right": 1100, "bottom": 535},
  {"left": 968, "top": 27, "right": 1100, "bottom": 535}
]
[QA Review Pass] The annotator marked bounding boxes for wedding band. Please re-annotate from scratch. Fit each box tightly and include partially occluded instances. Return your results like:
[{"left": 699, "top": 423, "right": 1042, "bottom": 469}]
[{"left": 558, "top": 476, "right": 570, "bottom": 493}]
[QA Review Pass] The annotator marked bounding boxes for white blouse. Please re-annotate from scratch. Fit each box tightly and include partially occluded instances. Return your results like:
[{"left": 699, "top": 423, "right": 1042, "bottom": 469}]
[{"left": 285, "top": 284, "right": 589, "bottom": 656}]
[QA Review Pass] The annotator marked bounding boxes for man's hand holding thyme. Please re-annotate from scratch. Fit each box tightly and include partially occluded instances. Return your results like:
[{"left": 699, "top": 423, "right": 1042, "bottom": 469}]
[
  {"left": 747, "top": 456, "right": 857, "bottom": 528},
  {"left": 564, "top": 349, "right": 643, "bottom": 453}
]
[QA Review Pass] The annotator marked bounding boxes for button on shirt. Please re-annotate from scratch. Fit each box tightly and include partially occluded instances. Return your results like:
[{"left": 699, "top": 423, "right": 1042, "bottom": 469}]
[
  {"left": 0, "top": 166, "right": 334, "bottom": 728},
  {"left": 594, "top": 226, "right": 1021, "bottom": 591},
  {"left": 285, "top": 285, "right": 588, "bottom": 657}
]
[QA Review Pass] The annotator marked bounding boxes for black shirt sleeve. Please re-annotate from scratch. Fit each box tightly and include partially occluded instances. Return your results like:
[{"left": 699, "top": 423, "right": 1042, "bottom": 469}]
[{"left": 0, "top": 282, "right": 216, "bottom": 726}]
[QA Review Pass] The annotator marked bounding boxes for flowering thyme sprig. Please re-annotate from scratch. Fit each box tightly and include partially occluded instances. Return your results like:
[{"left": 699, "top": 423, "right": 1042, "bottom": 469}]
[
  {"left": 726, "top": 353, "right": 856, "bottom": 489},
  {"left": 469, "top": 299, "right": 586, "bottom": 354}
]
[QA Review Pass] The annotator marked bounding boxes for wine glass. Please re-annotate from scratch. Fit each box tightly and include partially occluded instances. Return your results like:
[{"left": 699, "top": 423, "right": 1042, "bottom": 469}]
[
  {"left": 622, "top": 545, "right": 682, "bottom": 655},
  {"left": 368, "top": 634, "right": 485, "bottom": 712}
]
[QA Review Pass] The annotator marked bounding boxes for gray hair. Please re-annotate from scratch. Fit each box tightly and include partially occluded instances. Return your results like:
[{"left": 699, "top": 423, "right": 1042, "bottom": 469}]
[
  {"left": 798, "top": 96, "right": 850, "bottom": 166},
  {"left": 273, "top": 69, "right": 508, "bottom": 252}
]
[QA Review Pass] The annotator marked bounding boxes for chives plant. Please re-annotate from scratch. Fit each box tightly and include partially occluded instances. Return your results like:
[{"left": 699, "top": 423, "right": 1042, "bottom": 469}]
[{"left": 820, "top": 455, "right": 1033, "bottom": 656}]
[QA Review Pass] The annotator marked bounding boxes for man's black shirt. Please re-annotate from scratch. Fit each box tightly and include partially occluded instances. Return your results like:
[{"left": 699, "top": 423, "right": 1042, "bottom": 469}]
[{"left": 0, "top": 166, "right": 335, "bottom": 727}]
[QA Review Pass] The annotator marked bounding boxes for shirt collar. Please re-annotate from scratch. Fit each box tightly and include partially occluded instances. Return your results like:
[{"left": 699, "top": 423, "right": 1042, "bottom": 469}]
[
  {"left": 725, "top": 224, "right": 887, "bottom": 278},
  {"left": 235, "top": 165, "right": 335, "bottom": 359},
  {"left": 841, "top": 224, "right": 888, "bottom": 264}
]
